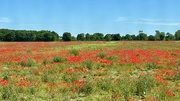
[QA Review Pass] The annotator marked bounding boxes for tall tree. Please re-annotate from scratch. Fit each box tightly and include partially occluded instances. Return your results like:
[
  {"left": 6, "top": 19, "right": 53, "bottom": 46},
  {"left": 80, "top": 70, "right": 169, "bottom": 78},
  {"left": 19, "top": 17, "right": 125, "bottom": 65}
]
[
  {"left": 131, "top": 35, "right": 136, "bottom": 40},
  {"left": 92, "top": 33, "right": 104, "bottom": 41},
  {"left": 111, "top": 33, "right": 121, "bottom": 41},
  {"left": 104, "top": 34, "right": 112, "bottom": 41},
  {"left": 148, "top": 35, "right": 155, "bottom": 41},
  {"left": 85, "top": 33, "right": 91, "bottom": 41},
  {"left": 125, "top": 34, "right": 132, "bottom": 41},
  {"left": 175, "top": 30, "right": 180, "bottom": 40},
  {"left": 62, "top": 32, "right": 71, "bottom": 41},
  {"left": 166, "top": 32, "right": 175, "bottom": 41},
  {"left": 155, "top": 30, "right": 165, "bottom": 41},
  {"left": 77, "top": 33, "right": 85, "bottom": 41},
  {"left": 0, "top": 32, "right": 5, "bottom": 41},
  {"left": 5, "top": 31, "right": 16, "bottom": 41}
]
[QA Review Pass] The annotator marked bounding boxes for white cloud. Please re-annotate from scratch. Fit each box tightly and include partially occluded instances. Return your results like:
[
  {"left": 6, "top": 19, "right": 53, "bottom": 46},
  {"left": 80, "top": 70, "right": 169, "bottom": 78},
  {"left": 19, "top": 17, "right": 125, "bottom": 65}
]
[
  {"left": 116, "top": 16, "right": 180, "bottom": 26},
  {"left": 116, "top": 17, "right": 127, "bottom": 22},
  {"left": 0, "top": 17, "right": 11, "bottom": 23},
  {"left": 130, "top": 18, "right": 180, "bottom": 26},
  {"left": 133, "top": 21, "right": 180, "bottom": 26},
  {"left": 16, "top": 23, "right": 62, "bottom": 26}
]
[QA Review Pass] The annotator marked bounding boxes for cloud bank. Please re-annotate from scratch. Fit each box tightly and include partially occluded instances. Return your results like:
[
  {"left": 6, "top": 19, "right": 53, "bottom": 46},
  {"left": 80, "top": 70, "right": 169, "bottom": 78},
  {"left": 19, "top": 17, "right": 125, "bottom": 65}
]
[
  {"left": 116, "top": 17, "right": 180, "bottom": 26},
  {"left": 0, "top": 17, "right": 11, "bottom": 23}
]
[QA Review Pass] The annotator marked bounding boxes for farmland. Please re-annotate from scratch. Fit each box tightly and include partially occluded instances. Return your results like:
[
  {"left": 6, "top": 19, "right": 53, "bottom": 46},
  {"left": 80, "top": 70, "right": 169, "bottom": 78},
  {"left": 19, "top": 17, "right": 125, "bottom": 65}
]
[{"left": 0, "top": 41, "right": 180, "bottom": 101}]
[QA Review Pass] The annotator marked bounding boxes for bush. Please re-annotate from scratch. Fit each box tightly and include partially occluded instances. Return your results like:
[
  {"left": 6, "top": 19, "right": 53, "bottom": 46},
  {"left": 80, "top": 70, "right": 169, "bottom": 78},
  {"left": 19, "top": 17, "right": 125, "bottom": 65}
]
[
  {"left": 53, "top": 56, "right": 67, "bottom": 63},
  {"left": 20, "top": 59, "right": 36, "bottom": 67},
  {"left": 3, "top": 72, "right": 11, "bottom": 80},
  {"left": 136, "top": 75, "right": 156, "bottom": 96},
  {"left": 83, "top": 60, "right": 94, "bottom": 69},
  {"left": 173, "top": 71, "right": 180, "bottom": 81},
  {"left": 97, "top": 52, "right": 107, "bottom": 58},
  {"left": 77, "top": 81, "right": 93, "bottom": 95},
  {"left": 70, "top": 49, "right": 79, "bottom": 56},
  {"left": 43, "top": 58, "right": 51, "bottom": 65}
]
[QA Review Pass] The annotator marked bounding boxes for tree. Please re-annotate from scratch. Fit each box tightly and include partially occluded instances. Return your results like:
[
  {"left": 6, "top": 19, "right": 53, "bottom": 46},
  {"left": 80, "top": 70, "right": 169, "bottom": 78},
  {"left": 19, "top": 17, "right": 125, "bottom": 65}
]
[
  {"left": 111, "top": 33, "right": 121, "bottom": 41},
  {"left": 71, "top": 36, "right": 76, "bottom": 41},
  {"left": 104, "top": 34, "right": 112, "bottom": 41},
  {"left": 51, "top": 31, "right": 59, "bottom": 41},
  {"left": 131, "top": 35, "right": 136, "bottom": 40},
  {"left": 165, "top": 32, "right": 175, "bottom": 41},
  {"left": 148, "top": 35, "right": 155, "bottom": 41},
  {"left": 62, "top": 32, "right": 71, "bottom": 41},
  {"left": 85, "top": 33, "right": 91, "bottom": 41},
  {"left": 155, "top": 30, "right": 165, "bottom": 41},
  {"left": 139, "top": 33, "right": 148, "bottom": 41},
  {"left": 44, "top": 32, "right": 55, "bottom": 41},
  {"left": 125, "top": 34, "right": 132, "bottom": 41},
  {"left": 175, "top": 30, "right": 180, "bottom": 40},
  {"left": 137, "top": 30, "right": 148, "bottom": 41},
  {"left": 0, "top": 32, "right": 5, "bottom": 41},
  {"left": 77, "top": 33, "right": 85, "bottom": 41},
  {"left": 92, "top": 33, "right": 104, "bottom": 41},
  {"left": 5, "top": 31, "right": 16, "bottom": 41}
]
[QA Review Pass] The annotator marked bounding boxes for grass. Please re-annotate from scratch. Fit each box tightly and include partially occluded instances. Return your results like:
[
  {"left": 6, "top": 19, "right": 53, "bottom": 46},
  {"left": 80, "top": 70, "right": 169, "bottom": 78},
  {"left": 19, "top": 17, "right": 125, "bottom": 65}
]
[{"left": 0, "top": 41, "right": 180, "bottom": 100}]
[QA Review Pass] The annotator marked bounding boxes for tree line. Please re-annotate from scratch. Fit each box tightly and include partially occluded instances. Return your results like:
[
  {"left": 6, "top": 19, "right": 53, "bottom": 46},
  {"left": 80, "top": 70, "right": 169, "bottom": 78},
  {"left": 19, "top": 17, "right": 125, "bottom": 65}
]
[
  {"left": 0, "top": 29, "right": 59, "bottom": 41},
  {"left": 62, "top": 30, "right": 180, "bottom": 41},
  {"left": 0, "top": 29, "right": 180, "bottom": 41}
]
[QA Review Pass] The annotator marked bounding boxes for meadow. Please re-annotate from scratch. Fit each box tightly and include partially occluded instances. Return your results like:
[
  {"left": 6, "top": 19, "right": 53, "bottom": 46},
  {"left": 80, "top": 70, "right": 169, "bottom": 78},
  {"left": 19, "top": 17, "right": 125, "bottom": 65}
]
[{"left": 0, "top": 41, "right": 180, "bottom": 101}]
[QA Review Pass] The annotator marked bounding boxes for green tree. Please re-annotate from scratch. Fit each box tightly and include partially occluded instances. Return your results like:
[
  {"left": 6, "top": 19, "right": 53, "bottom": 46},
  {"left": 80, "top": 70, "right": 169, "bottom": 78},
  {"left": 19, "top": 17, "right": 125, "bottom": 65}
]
[
  {"left": 175, "top": 30, "right": 180, "bottom": 40},
  {"left": 15, "top": 31, "right": 26, "bottom": 41},
  {"left": 155, "top": 30, "right": 165, "bottom": 41},
  {"left": 148, "top": 35, "right": 155, "bottom": 41},
  {"left": 139, "top": 33, "right": 148, "bottom": 41},
  {"left": 71, "top": 36, "right": 76, "bottom": 41},
  {"left": 131, "top": 35, "right": 136, "bottom": 40},
  {"left": 62, "top": 32, "right": 71, "bottom": 41},
  {"left": 36, "top": 31, "right": 45, "bottom": 41},
  {"left": 5, "top": 31, "right": 16, "bottom": 41},
  {"left": 51, "top": 31, "right": 59, "bottom": 41},
  {"left": 111, "top": 33, "right": 121, "bottom": 41},
  {"left": 85, "top": 33, "right": 91, "bottom": 41},
  {"left": 77, "top": 33, "right": 85, "bottom": 41},
  {"left": 0, "top": 32, "right": 5, "bottom": 41},
  {"left": 43, "top": 32, "right": 55, "bottom": 41},
  {"left": 125, "top": 34, "right": 132, "bottom": 41},
  {"left": 104, "top": 34, "right": 112, "bottom": 41},
  {"left": 137, "top": 30, "right": 148, "bottom": 41},
  {"left": 166, "top": 32, "right": 175, "bottom": 41},
  {"left": 92, "top": 33, "right": 104, "bottom": 41}
]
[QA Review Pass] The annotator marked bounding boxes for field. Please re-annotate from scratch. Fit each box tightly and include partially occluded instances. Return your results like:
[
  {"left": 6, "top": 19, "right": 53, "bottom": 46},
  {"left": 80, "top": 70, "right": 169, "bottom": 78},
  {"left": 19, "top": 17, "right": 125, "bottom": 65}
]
[{"left": 0, "top": 41, "right": 180, "bottom": 101}]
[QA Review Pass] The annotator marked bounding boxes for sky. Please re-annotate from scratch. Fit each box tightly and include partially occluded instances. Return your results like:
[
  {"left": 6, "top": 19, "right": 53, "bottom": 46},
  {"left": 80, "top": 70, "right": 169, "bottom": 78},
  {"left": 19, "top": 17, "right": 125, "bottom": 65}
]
[{"left": 0, "top": 0, "right": 180, "bottom": 36}]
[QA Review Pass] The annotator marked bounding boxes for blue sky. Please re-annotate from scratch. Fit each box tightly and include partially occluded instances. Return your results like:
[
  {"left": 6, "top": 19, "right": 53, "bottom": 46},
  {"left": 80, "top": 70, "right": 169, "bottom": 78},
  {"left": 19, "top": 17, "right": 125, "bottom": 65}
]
[{"left": 0, "top": 0, "right": 180, "bottom": 36}]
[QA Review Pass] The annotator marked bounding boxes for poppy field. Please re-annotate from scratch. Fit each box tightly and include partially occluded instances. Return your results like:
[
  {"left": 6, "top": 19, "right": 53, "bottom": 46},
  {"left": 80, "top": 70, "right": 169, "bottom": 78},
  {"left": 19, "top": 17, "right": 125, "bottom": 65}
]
[{"left": 0, "top": 41, "right": 180, "bottom": 101}]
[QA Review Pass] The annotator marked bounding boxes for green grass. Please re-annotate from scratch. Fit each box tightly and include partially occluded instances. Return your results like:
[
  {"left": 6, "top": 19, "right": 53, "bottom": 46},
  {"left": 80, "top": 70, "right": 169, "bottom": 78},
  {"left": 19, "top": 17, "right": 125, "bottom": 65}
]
[{"left": 0, "top": 41, "right": 180, "bottom": 101}]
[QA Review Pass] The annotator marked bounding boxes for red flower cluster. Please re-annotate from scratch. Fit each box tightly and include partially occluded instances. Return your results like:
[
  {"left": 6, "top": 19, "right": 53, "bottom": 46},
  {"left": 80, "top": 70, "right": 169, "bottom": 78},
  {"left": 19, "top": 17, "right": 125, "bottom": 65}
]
[{"left": 0, "top": 79, "right": 9, "bottom": 86}]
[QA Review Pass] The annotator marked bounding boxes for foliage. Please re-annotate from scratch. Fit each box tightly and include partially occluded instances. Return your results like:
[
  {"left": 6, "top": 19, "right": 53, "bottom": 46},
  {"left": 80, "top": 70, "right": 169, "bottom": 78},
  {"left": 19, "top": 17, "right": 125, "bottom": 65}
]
[
  {"left": 111, "top": 33, "right": 121, "bottom": 41},
  {"left": 83, "top": 60, "right": 94, "bottom": 69},
  {"left": 97, "top": 52, "right": 107, "bottom": 58},
  {"left": 53, "top": 56, "right": 67, "bottom": 62},
  {"left": 0, "top": 42, "right": 180, "bottom": 100},
  {"left": 62, "top": 32, "right": 71, "bottom": 41},
  {"left": 0, "top": 29, "right": 59, "bottom": 41},
  {"left": 70, "top": 49, "right": 80, "bottom": 56},
  {"left": 104, "top": 34, "right": 112, "bottom": 41},
  {"left": 136, "top": 75, "right": 156, "bottom": 96},
  {"left": 77, "top": 33, "right": 85, "bottom": 41},
  {"left": 155, "top": 30, "right": 165, "bottom": 41},
  {"left": 173, "top": 71, "right": 180, "bottom": 81},
  {"left": 20, "top": 59, "right": 36, "bottom": 67},
  {"left": 1, "top": 28, "right": 180, "bottom": 41},
  {"left": 175, "top": 30, "right": 180, "bottom": 40}
]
